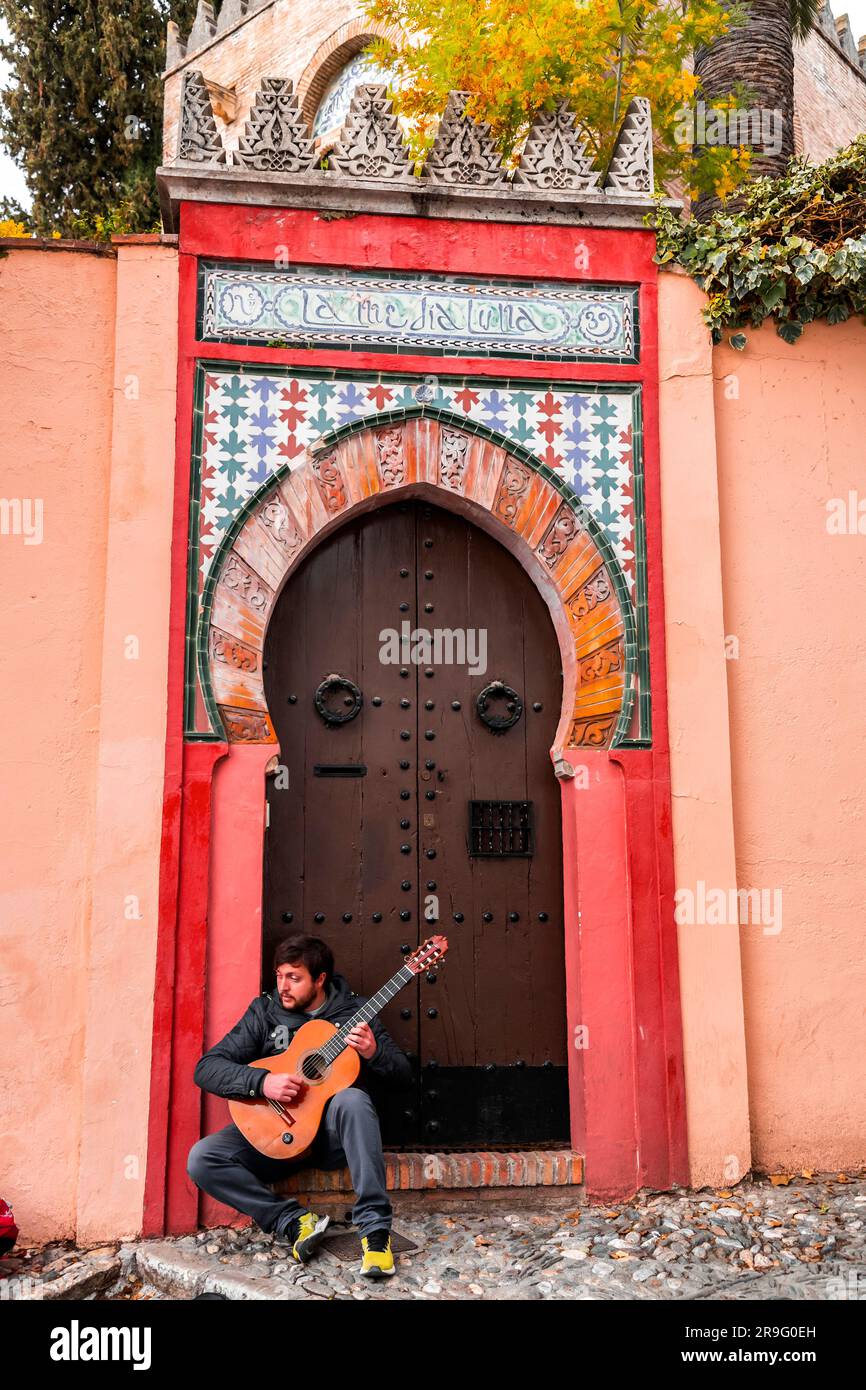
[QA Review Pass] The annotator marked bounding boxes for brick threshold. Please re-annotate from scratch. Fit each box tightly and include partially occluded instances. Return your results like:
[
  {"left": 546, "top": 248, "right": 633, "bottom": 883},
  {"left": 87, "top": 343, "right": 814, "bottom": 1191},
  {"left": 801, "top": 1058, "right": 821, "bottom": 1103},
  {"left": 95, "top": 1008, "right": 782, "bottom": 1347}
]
[{"left": 275, "top": 1149, "right": 584, "bottom": 1196}]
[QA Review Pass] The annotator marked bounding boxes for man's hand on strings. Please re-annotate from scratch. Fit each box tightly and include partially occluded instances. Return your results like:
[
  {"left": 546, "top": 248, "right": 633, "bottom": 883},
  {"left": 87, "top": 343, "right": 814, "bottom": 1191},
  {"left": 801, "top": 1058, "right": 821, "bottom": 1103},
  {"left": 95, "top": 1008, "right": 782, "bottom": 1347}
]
[
  {"left": 345, "top": 1022, "right": 378, "bottom": 1060},
  {"left": 262, "top": 1072, "right": 307, "bottom": 1102}
]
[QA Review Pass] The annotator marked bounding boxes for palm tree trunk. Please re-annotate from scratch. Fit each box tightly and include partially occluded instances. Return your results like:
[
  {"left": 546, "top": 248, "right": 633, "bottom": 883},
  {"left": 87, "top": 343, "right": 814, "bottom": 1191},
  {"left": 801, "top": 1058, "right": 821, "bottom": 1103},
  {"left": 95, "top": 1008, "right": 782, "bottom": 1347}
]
[{"left": 694, "top": 0, "right": 796, "bottom": 216}]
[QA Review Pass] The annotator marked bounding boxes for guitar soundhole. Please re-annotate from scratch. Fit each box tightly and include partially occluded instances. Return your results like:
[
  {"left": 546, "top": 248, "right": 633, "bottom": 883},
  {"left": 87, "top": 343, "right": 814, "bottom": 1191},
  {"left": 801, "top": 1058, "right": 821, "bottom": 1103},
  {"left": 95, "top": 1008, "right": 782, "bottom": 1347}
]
[{"left": 300, "top": 1051, "right": 328, "bottom": 1082}]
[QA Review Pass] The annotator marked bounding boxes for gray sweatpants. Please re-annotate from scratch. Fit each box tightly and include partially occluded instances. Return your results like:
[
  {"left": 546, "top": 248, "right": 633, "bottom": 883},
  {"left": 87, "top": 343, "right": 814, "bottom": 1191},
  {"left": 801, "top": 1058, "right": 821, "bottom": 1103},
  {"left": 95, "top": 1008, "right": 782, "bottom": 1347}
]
[{"left": 187, "top": 1086, "right": 392, "bottom": 1239}]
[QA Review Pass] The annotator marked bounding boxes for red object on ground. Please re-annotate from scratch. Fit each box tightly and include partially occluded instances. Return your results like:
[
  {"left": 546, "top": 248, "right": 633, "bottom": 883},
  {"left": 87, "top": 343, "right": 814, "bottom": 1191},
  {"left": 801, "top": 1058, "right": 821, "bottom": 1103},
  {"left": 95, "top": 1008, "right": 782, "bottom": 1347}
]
[{"left": 0, "top": 1198, "right": 18, "bottom": 1255}]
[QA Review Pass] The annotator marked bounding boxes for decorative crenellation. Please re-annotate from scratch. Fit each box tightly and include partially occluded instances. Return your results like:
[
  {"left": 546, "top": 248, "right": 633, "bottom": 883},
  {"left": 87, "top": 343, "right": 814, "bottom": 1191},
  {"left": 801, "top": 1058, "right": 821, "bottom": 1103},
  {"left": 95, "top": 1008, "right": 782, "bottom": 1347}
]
[
  {"left": 177, "top": 69, "right": 227, "bottom": 165},
  {"left": 424, "top": 90, "right": 505, "bottom": 188},
  {"left": 233, "top": 78, "right": 315, "bottom": 173},
  {"left": 174, "top": 74, "right": 656, "bottom": 202},
  {"left": 327, "top": 85, "right": 413, "bottom": 181},
  {"left": 514, "top": 101, "right": 601, "bottom": 191},
  {"left": 603, "top": 97, "right": 653, "bottom": 196}
]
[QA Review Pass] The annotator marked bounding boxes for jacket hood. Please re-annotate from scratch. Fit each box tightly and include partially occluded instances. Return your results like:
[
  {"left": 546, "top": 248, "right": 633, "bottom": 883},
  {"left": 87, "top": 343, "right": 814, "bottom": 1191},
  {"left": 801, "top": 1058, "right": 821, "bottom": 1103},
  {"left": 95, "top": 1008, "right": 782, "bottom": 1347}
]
[{"left": 265, "top": 971, "right": 357, "bottom": 1026}]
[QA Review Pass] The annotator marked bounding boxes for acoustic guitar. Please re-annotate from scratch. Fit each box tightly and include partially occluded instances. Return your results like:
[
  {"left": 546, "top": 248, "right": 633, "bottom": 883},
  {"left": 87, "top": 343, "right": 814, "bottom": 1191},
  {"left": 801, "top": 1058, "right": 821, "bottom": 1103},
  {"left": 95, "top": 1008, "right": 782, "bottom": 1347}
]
[{"left": 228, "top": 935, "right": 449, "bottom": 1159}]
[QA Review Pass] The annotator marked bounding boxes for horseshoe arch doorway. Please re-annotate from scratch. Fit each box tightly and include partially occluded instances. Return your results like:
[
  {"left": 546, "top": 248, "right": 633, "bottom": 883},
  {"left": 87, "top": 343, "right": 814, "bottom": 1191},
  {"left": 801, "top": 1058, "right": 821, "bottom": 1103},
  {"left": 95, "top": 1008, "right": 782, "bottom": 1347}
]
[{"left": 261, "top": 497, "right": 569, "bottom": 1149}]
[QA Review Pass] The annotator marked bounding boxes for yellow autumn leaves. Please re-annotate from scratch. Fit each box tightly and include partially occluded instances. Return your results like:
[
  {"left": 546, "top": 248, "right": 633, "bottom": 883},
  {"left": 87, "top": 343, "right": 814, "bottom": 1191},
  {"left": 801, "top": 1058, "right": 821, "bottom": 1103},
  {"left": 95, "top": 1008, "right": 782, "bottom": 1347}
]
[{"left": 363, "top": 0, "right": 753, "bottom": 200}]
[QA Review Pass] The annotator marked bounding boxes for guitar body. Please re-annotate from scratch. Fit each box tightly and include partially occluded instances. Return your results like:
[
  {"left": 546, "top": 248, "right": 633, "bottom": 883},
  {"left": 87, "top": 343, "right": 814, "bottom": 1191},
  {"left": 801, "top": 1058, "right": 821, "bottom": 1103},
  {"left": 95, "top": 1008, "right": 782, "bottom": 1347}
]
[{"left": 228, "top": 1018, "right": 360, "bottom": 1161}]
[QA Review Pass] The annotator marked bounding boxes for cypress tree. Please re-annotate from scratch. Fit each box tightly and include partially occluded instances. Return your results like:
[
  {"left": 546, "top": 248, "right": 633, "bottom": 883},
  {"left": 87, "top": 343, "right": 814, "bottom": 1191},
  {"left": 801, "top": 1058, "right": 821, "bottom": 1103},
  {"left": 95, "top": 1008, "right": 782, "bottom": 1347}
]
[{"left": 0, "top": 1, "right": 197, "bottom": 233}]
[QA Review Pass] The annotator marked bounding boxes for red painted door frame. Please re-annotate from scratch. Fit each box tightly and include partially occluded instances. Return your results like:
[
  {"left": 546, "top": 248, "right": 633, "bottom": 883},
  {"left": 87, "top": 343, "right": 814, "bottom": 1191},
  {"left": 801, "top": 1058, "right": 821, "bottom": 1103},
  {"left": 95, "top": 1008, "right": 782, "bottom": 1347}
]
[{"left": 143, "top": 202, "right": 688, "bottom": 1236}]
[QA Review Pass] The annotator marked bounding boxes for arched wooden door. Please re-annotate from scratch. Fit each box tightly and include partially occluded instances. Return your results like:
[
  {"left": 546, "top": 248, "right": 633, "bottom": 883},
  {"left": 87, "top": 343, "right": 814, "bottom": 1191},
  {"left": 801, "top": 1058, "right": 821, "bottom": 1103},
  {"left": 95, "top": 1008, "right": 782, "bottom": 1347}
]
[{"left": 262, "top": 498, "right": 568, "bottom": 1147}]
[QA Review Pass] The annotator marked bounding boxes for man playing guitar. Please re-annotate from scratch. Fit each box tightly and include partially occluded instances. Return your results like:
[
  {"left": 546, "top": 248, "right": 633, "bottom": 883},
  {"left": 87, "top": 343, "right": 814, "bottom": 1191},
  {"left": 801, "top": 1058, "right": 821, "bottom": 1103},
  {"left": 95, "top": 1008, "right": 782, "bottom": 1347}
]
[{"left": 188, "top": 934, "right": 415, "bottom": 1279}]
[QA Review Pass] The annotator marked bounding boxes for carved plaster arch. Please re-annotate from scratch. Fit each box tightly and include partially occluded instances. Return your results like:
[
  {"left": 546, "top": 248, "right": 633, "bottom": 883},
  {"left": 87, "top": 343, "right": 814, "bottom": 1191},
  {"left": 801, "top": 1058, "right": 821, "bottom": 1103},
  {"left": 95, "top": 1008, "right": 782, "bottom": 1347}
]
[{"left": 200, "top": 414, "right": 636, "bottom": 756}]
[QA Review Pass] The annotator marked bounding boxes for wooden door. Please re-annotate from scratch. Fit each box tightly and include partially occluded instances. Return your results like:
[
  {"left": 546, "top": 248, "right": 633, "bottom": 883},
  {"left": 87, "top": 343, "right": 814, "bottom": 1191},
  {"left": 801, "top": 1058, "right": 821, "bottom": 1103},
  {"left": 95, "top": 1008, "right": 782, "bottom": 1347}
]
[{"left": 263, "top": 499, "right": 568, "bottom": 1147}]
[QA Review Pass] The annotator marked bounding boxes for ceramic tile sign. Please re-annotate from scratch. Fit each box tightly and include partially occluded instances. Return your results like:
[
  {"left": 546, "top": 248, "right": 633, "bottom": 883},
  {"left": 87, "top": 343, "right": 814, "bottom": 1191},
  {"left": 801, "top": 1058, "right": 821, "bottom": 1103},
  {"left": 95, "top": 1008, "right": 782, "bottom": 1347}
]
[{"left": 199, "top": 265, "right": 639, "bottom": 363}]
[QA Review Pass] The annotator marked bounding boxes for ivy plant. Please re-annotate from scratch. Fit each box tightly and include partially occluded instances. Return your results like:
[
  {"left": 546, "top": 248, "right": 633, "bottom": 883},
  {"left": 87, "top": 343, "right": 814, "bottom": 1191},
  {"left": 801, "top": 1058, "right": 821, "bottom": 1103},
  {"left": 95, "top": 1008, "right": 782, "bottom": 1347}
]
[{"left": 650, "top": 135, "right": 866, "bottom": 345}]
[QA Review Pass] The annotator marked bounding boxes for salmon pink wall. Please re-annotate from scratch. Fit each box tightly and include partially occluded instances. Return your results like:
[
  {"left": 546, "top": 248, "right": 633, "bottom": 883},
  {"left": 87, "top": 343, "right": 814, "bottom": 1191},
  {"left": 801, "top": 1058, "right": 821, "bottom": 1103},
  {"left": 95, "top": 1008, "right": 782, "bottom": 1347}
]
[
  {"left": 76, "top": 243, "right": 179, "bottom": 1243},
  {"left": 659, "top": 268, "right": 866, "bottom": 1180},
  {"left": 0, "top": 246, "right": 116, "bottom": 1241},
  {"left": 657, "top": 271, "right": 751, "bottom": 1188},
  {"left": 0, "top": 241, "right": 179, "bottom": 1243},
  {"left": 713, "top": 308, "right": 866, "bottom": 1172}
]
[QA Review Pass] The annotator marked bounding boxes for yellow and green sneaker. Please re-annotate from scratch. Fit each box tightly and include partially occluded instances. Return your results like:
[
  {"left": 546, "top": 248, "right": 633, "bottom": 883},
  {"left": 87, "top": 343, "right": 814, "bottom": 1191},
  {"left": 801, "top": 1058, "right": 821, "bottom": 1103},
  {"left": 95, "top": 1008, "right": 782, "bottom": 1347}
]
[
  {"left": 285, "top": 1210, "right": 330, "bottom": 1263},
  {"left": 360, "top": 1229, "right": 395, "bottom": 1278}
]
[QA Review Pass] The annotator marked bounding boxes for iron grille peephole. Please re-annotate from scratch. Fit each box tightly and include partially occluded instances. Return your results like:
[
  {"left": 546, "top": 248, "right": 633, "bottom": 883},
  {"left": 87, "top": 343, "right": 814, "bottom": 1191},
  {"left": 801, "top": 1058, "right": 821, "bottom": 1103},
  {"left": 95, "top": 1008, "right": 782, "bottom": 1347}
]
[{"left": 468, "top": 801, "right": 533, "bottom": 857}]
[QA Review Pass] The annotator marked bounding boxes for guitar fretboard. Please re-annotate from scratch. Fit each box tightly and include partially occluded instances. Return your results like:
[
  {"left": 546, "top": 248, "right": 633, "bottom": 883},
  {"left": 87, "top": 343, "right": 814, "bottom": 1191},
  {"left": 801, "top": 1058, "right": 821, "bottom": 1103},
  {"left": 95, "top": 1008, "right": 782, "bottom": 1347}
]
[{"left": 319, "top": 964, "right": 417, "bottom": 1064}]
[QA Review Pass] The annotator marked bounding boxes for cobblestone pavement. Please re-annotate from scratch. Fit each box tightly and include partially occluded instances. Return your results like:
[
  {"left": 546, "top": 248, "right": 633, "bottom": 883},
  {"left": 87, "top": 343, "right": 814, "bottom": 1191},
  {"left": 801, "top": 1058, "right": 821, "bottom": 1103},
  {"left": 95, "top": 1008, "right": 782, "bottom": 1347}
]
[{"left": 3, "top": 1172, "right": 864, "bottom": 1302}]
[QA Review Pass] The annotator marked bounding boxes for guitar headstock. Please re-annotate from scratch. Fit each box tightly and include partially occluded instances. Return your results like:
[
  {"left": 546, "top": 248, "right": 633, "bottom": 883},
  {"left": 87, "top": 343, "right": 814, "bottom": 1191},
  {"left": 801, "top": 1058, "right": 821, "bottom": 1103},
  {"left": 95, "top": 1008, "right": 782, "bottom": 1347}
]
[{"left": 404, "top": 935, "right": 449, "bottom": 975}]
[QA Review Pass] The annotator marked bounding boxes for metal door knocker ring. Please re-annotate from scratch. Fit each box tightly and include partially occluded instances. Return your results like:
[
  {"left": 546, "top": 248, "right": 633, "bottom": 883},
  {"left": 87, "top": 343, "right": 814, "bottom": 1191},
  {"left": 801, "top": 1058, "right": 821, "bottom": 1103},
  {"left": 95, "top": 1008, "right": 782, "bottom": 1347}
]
[
  {"left": 314, "top": 674, "right": 363, "bottom": 725},
  {"left": 476, "top": 680, "right": 523, "bottom": 733}
]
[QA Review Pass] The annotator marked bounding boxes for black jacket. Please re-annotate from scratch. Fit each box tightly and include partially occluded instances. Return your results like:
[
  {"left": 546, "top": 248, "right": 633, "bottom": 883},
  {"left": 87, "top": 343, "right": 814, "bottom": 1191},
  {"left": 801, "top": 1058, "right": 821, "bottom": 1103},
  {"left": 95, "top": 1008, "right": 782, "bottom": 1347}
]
[{"left": 193, "top": 973, "right": 413, "bottom": 1100}]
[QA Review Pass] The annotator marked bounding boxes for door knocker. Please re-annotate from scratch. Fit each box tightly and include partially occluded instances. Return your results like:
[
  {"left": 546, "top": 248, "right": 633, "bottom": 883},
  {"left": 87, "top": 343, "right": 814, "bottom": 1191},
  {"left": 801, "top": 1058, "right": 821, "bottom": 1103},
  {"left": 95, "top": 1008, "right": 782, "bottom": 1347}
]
[
  {"left": 314, "top": 674, "right": 363, "bottom": 725},
  {"left": 476, "top": 680, "right": 523, "bottom": 733}
]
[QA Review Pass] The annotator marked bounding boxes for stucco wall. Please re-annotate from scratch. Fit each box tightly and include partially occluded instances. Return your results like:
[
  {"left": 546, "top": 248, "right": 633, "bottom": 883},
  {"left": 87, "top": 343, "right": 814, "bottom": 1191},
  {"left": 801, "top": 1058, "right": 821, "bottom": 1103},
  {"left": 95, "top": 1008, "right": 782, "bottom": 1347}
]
[
  {"left": 0, "top": 246, "right": 116, "bottom": 1241},
  {"left": 0, "top": 242, "right": 178, "bottom": 1243},
  {"left": 3, "top": 242, "right": 862, "bottom": 1241},
  {"left": 658, "top": 270, "right": 751, "bottom": 1189},
  {"left": 713, "top": 307, "right": 866, "bottom": 1172},
  {"left": 659, "top": 269, "right": 866, "bottom": 1179}
]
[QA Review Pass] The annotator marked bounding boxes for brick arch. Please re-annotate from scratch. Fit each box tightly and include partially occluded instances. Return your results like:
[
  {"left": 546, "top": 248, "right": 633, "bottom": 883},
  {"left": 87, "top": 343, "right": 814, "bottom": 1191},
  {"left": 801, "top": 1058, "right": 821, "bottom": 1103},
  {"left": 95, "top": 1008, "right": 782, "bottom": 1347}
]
[
  {"left": 296, "top": 19, "right": 402, "bottom": 133},
  {"left": 200, "top": 415, "right": 635, "bottom": 754}
]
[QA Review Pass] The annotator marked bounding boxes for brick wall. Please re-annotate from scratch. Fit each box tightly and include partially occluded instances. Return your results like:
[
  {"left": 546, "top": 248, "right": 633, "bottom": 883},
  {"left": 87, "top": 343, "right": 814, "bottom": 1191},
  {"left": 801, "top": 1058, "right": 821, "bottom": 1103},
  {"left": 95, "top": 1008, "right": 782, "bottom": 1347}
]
[
  {"left": 162, "top": 0, "right": 866, "bottom": 170},
  {"left": 794, "top": 27, "right": 866, "bottom": 162},
  {"left": 162, "top": 0, "right": 372, "bottom": 163}
]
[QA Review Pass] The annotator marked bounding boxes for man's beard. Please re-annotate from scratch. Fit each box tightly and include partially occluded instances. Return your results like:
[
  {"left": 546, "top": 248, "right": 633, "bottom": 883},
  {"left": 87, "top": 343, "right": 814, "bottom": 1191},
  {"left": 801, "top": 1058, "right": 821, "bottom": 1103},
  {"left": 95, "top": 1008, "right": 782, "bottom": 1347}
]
[{"left": 282, "top": 981, "right": 316, "bottom": 1009}]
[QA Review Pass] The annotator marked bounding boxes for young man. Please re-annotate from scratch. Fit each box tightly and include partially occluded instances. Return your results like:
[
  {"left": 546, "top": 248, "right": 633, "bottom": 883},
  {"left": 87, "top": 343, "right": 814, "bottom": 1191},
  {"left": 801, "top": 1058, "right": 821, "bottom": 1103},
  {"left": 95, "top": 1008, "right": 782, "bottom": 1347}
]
[{"left": 187, "top": 934, "right": 412, "bottom": 1279}]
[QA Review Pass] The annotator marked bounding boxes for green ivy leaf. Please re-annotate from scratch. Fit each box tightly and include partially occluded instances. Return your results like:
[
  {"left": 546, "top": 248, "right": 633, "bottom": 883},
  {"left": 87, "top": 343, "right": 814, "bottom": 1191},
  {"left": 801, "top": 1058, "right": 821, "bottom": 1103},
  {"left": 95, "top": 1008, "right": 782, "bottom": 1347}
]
[{"left": 777, "top": 321, "right": 804, "bottom": 344}]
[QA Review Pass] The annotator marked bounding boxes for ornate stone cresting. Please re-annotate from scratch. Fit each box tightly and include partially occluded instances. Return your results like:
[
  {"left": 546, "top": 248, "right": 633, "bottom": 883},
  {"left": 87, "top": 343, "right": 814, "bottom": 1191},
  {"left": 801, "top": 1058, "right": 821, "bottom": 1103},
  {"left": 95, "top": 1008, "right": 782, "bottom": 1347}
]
[
  {"left": 514, "top": 101, "right": 601, "bottom": 191},
  {"left": 160, "top": 88, "right": 666, "bottom": 231},
  {"left": 328, "top": 85, "right": 413, "bottom": 180},
  {"left": 234, "top": 78, "right": 315, "bottom": 172},
  {"left": 177, "top": 70, "right": 227, "bottom": 165},
  {"left": 604, "top": 97, "right": 653, "bottom": 194},
  {"left": 424, "top": 91, "right": 505, "bottom": 187}
]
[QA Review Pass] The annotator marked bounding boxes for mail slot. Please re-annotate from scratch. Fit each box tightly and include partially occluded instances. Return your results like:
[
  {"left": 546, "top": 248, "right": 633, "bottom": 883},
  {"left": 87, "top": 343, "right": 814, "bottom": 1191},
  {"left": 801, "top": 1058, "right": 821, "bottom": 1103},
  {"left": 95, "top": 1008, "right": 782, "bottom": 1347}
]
[{"left": 314, "top": 764, "right": 367, "bottom": 778}]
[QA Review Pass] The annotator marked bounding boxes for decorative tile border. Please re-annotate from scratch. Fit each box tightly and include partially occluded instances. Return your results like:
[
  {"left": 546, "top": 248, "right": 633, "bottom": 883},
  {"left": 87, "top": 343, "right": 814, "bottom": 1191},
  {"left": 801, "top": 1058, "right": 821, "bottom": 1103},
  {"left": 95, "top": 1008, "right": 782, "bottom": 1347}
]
[
  {"left": 185, "top": 364, "right": 649, "bottom": 744},
  {"left": 199, "top": 263, "right": 639, "bottom": 364}
]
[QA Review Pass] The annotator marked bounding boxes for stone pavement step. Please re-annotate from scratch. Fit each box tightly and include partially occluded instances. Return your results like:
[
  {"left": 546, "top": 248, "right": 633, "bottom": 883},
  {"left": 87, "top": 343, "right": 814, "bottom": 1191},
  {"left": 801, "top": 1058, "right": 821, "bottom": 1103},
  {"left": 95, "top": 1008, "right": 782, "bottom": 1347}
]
[
  {"left": 274, "top": 1149, "right": 584, "bottom": 1204},
  {"left": 135, "top": 1242, "right": 307, "bottom": 1301}
]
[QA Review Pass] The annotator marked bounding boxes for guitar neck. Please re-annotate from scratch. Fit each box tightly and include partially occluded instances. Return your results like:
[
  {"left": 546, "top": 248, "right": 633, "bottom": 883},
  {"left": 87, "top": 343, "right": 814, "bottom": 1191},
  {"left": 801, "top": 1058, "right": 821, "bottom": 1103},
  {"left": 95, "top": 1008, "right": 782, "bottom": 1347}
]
[{"left": 320, "top": 964, "right": 416, "bottom": 1064}]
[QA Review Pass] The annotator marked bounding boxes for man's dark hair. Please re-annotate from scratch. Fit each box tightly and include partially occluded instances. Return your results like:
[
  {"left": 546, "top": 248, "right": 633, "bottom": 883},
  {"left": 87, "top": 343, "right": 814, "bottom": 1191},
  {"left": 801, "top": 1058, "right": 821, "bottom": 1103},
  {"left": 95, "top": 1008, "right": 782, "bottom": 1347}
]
[{"left": 272, "top": 934, "right": 334, "bottom": 988}]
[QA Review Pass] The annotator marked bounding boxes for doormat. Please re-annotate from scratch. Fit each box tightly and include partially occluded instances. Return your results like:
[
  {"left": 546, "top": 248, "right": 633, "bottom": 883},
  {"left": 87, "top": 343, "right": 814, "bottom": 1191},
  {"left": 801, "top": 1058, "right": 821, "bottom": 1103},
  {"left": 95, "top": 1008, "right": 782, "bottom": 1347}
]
[{"left": 321, "top": 1229, "right": 420, "bottom": 1262}]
